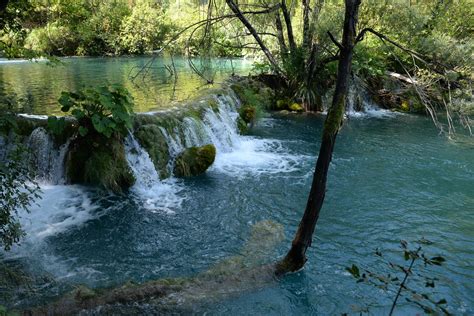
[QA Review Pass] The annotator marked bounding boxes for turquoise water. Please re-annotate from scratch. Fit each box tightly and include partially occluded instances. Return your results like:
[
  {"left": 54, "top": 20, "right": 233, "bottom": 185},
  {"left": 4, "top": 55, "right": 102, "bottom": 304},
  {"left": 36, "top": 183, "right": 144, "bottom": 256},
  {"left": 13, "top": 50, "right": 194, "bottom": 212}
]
[
  {"left": 3, "top": 112, "right": 473, "bottom": 315},
  {"left": 0, "top": 56, "right": 252, "bottom": 114},
  {"left": 0, "top": 57, "right": 473, "bottom": 314}
]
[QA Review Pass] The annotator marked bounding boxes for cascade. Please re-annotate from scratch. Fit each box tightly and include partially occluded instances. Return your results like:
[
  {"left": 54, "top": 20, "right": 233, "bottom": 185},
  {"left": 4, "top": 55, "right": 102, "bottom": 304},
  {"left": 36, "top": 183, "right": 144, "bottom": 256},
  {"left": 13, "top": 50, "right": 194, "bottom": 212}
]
[
  {"left": 321, "top": 79, "right": 393, "bottom": 118},
  {"left": 26, "top": 127, "right": 70, "bottom": 184},
  {"left": 125, "top": 133, "right": 185, "bottom": 214}
]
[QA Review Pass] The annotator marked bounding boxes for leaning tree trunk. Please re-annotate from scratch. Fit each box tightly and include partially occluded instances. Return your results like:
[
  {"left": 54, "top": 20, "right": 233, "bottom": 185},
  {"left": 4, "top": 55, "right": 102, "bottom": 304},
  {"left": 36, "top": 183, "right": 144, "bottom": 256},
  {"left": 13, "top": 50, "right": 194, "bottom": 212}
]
[
  {"left": 225, "top": 0, "right": 285, "bottom": 79},
  {"left": 276, "top": 0, "right": 362, "bottom": 274}
]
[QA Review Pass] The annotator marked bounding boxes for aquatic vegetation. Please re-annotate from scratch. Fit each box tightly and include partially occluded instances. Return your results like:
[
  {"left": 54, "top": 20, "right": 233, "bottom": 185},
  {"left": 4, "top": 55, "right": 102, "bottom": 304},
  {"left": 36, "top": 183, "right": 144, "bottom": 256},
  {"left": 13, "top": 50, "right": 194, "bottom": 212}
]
[{"left": 21, "top": 221, "right": 284, "bottom": 315}]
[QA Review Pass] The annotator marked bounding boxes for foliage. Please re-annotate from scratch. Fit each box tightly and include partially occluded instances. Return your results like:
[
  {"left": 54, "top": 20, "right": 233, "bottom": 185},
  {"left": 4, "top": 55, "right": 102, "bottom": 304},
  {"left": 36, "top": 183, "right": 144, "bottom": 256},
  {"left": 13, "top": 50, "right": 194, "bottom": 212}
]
[
  {"left": 346, "top": 239, "right": 450, "bottom": 315},
  {"left": 48, "top": 85, "right": 134, "bottom": 138},
  {"left": 118, "top": 1, "right": 172, "bottom": 55},
  {"left": 0, "top": 145, "right": 41, "bottom": 251},
  {"left": 0, "top": 0, "right": 40, "bottom": 58},
  {"left": 25, "top": 22, "right": 78, "bottom": 56},
  {"left": 76, "top": 2, "right": 130, "bottom": 56}
]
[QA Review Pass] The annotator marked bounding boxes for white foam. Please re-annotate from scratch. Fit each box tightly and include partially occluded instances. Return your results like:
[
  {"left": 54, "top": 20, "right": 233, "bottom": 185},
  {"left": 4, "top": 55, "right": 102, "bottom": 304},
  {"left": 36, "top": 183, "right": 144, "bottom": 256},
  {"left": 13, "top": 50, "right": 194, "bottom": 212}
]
[
  {"left": 211, "top": 137, "right": 304, "bottom": 177},
  {"left": 21, "top": 185, "right": 99, "bottom": 240},
  {"left": 346, "top": 99, "right": 397, "bottom": 119},
  {"left": 17, "top": 113, "right": 49, "bottom": 120},
  {"left": 125, "top": 134, "right": 185, "bottom": 214}
]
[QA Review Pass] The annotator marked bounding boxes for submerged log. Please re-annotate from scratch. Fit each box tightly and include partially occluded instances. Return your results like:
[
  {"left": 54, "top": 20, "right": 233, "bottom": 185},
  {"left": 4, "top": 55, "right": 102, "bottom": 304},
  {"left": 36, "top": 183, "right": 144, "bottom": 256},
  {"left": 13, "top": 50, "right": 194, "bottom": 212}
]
[{"left": 21, "top": 221, "right": 284, "bottom": 315}]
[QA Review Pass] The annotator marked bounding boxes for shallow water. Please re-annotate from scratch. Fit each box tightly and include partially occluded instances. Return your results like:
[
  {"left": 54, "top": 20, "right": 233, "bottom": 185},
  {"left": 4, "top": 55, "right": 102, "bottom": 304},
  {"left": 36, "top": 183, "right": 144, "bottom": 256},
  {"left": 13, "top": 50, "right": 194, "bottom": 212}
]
[
  {"left": 2, "top": 110, "right": 473, "bottom": 314},
  {"left": 0, "top": 56, "right": 252, "bottom": 114}
]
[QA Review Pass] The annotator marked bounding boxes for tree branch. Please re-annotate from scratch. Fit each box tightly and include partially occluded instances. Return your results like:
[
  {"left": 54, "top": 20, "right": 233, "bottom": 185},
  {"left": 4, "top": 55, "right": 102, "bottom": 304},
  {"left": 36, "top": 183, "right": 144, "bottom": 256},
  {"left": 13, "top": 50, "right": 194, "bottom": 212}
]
[
  {"left": 327, "top": 31, "right": 343, "bottom": 50},
  {"left": 355, "top": 27, "right": 448, "bottom": 71},
  {"left": 226, "top": 0, "right": 286, "bottom": 79}
]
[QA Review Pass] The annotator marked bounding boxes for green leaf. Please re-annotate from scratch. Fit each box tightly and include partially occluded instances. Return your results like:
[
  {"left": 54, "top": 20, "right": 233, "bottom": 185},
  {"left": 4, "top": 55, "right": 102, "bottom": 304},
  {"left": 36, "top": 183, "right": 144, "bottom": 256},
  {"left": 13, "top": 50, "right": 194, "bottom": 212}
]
[
  {"left": 47, "top": 116, "right": 66, "bottom": 135},
  {"left": 430, "top": 256, "right": 446, "bottom": 265},
  {"left": 346, "top": 264, "right": 360, "bottom": 278},
  {"left": 78, "top": 126, "right": 88, "bottom": 137},
  {"left": 71, "top": 108, "right": 85, "bottom": 119}
]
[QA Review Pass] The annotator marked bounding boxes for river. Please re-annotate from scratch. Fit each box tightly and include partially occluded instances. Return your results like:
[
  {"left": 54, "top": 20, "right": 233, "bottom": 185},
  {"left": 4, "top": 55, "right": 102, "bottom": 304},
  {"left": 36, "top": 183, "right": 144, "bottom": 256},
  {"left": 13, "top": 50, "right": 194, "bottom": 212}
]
[{"left": 0, "top": 57, "right": 473, "bottom": 315}]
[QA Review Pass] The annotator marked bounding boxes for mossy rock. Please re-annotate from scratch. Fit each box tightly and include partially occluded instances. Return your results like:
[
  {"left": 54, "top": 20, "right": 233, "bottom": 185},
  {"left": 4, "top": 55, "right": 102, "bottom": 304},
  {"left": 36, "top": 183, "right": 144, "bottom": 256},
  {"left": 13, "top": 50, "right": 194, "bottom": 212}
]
[
  {"left": 239, "top": 105, "right": 257, "bottom": 124},
  {"left": 134, "top": 124, "right": 170, "bottom": 179},
  {"left": 237, "top": 116, "right": 248, "bottom": 134},
  {"left": 400, "top": 100, "right": 410, "bottom": 111},
  {"left": 65, "top": 133, "right": 135, "bottom": 192},
  {"left": 275, "top": 99, "right": 290, "bottom": 110},
  {"left": 230, "top": 77, "right": 274, "bottom": 110},
  {"left": 173, "top": 144, "right": 216, "bottom": 177},
  {"left": 73, "top": 285, "right": 96, "bottom": 302},
  {"left": 13, "top": 115, "right": 48, "bottom": 137},
  {"left": 288, "top": 103, "right": 304, "bottom": 112}
]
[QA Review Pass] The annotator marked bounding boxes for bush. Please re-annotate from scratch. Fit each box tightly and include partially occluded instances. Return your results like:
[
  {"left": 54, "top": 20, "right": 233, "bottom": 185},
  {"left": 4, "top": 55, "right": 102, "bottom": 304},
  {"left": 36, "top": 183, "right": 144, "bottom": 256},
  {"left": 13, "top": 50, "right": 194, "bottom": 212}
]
[
  {"left": 0, "top": 142, "right": 41, "bottom": 251},
  {"left": 118, "top": 1, "right": 172, "bottom": 54},
  {"left": 24, "top": 22, "right": 78, "bottom": 56},
  {"left": 48, "top": 85, "right": 134, "bottom": 138},
  {"left": 76, "top": 2, "right": 130, "bottom": 56}
]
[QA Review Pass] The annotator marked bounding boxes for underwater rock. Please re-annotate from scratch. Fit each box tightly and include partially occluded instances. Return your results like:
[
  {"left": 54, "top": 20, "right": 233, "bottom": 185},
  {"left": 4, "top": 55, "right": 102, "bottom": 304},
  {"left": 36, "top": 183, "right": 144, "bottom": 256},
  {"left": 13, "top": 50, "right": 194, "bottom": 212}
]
[
  {"left": 20, "top": 220, "right": 284, "bottom": 315},
  {"left": 65, "top": 133, "right": 135, "bottom": 192},
  {"left": 173, "top": 144, "right": 216, "bottom": 177},
  {"left": 133, "top": 124, "right": 170, "bottom": 179}
]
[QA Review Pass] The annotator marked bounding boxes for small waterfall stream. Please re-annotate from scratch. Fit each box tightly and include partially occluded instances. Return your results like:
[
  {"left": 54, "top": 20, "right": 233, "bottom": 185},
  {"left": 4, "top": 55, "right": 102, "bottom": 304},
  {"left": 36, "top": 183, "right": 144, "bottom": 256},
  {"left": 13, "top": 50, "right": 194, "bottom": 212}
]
[
  {"left": 125, "top": 133, "right": 185, "bottom": 214},
  {"left": 27, "top": 127, "right": 70, "bottom": 184}
]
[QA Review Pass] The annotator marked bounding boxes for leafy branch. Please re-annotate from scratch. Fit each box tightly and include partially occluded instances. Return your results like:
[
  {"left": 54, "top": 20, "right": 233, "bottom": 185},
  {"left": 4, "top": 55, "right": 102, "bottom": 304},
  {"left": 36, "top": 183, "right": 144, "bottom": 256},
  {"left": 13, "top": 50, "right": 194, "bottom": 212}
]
[{"left": 345, "top": 240, "right": 450, "bottom": 315}]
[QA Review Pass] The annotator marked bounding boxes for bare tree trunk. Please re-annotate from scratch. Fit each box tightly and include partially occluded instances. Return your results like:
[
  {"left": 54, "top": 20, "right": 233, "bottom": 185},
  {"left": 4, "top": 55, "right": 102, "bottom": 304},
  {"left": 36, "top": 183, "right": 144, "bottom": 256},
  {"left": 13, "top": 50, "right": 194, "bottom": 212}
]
[
  {"left": 302, "top": 0, "right": 311, "bottom": 51},
  {"left": 275, "top": 12, "right": 288, "bottom": 57},
  {"left": 281, "top": 0, "right": 296, "bottom": 52},
  {"left": 225, "top": 0, "right": 286, "bottom": 79},
  {"left": 275, "top": 0, "right": 362, "bottom": 275}
]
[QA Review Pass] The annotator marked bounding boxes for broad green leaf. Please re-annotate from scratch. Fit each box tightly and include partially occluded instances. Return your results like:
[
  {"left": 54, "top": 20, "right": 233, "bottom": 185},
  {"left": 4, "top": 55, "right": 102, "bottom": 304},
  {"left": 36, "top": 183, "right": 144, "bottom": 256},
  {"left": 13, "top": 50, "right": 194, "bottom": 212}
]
[{"left": 78, "top": 126, "right": 89, "bottom": 137}]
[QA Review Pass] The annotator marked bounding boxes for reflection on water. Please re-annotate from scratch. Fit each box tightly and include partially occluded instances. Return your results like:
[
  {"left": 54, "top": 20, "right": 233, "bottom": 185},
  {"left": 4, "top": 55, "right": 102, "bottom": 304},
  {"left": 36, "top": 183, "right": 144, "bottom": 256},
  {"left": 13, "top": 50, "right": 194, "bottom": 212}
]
[{"left": 0, "top": 56, "right": 253, "bottom": 115}]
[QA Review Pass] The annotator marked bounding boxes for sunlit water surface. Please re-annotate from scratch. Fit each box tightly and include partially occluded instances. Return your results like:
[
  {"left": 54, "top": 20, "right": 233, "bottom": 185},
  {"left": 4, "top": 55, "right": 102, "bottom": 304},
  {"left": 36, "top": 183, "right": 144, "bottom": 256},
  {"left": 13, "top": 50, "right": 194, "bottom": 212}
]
[
  {"left": 2, "top": 112, "right": 473, "bottom": 315},
  {"left": 0, "top": 56, "right": 253, "bottom": 114}
]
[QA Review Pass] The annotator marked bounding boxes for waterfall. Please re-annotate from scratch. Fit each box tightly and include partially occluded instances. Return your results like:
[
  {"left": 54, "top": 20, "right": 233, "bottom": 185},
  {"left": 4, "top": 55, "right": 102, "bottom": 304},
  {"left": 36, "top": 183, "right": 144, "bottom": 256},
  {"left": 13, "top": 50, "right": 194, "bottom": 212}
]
[
  {"left": 124, "top": 133, "right": 185, "bottom": 214},
  {"left": 319, "top": 78, "right": 395, "bottom": 118},
  {"left": 26, "top": 127, "right": 70, "bottom": 184},
  {"left": 164, "top": 94, "right": 241, "bottom": 155}
]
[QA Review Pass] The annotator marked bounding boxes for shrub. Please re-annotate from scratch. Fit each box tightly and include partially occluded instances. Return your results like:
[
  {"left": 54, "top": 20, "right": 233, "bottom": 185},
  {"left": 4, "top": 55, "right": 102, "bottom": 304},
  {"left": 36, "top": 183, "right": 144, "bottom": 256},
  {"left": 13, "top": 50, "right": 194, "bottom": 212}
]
[
  {"left": 118, "top": 1, "right": 172, "bottom": 54},
  {"left": 24, "top": 22, "right": 78, "bottom": 56},
  {"left": 48, "top": 85, "right": 134, "bottom": 138},
  {"left": 0, "top": 146, "right": 42, "bottom": 251}
]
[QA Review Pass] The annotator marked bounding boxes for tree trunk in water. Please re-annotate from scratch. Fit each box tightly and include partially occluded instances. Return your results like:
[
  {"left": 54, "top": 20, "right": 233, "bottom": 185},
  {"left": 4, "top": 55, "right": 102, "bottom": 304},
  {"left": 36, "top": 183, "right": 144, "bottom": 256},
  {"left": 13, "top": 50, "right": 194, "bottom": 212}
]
[{"left": 275, "top": 0, "right": 361, "bottom": 275}]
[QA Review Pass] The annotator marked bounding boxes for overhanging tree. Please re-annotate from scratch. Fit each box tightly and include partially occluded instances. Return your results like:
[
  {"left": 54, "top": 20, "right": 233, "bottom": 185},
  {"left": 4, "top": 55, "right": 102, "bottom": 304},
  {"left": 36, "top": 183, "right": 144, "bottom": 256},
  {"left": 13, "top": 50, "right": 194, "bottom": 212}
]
[{"left": 276, "top": 0, "right": 362, "bottom": 274}]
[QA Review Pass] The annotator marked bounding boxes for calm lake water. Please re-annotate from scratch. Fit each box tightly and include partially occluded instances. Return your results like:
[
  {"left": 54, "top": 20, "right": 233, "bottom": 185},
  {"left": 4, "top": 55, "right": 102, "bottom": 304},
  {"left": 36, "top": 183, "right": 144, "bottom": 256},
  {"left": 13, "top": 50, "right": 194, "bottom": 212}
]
[
  {"left": 0, "top": 56, "right": 253, "bottom": 114},
  {"left": 0, "top": 58, "right": 473, "bottom": 315}
]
